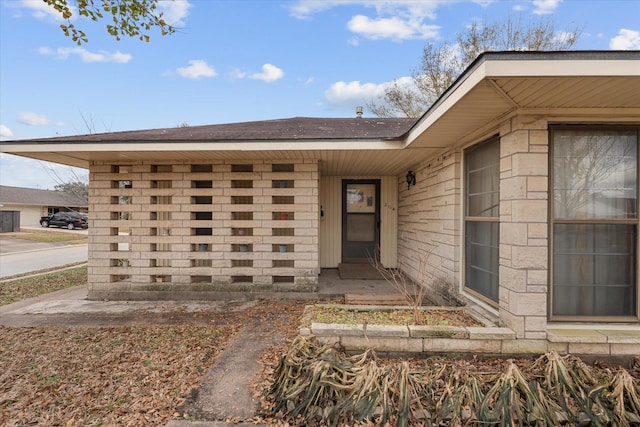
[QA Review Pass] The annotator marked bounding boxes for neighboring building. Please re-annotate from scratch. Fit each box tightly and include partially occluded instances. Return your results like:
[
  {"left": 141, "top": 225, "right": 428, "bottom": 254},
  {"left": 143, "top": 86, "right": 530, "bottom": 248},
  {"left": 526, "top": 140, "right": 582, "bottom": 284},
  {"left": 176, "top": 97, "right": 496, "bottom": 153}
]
[
  {"left": 0, "top": 185, "right": 88, "bottom": 226},
  {"left": 1, "top": 51, "right": 639, "bottom": 340}
]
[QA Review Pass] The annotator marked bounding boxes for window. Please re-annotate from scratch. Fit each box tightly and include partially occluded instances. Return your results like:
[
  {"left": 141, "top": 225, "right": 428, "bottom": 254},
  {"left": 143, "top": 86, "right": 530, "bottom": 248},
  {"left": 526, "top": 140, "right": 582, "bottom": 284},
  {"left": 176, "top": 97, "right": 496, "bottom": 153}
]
[
  {"left": 464, "top": 137, "right": 500, "bottom": 305},
  {"left": 551, "top": 126, "right": 638, "bottom": 319}
]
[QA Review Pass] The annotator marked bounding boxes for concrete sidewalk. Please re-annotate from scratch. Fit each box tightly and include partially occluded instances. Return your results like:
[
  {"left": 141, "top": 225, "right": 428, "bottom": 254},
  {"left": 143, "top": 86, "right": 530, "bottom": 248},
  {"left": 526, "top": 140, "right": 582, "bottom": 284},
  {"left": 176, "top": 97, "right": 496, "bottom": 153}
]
[{"left": 0, "top": 284, "right": 251, "bottom": 327}]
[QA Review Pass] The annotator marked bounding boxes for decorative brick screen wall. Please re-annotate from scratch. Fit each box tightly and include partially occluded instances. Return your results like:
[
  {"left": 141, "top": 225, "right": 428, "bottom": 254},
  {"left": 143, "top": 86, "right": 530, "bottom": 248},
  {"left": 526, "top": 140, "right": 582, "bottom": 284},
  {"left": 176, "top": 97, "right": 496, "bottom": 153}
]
[{"left": 87, "top": 160, "right": 319, "bottom": 300}]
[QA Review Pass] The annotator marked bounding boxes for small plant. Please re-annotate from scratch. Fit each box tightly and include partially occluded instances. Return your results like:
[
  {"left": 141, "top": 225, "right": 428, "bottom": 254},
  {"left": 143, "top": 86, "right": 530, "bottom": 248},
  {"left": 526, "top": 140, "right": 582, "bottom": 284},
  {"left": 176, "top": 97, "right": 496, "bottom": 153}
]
[{"left": 369, "top": 243, "right": 445, "bottom": 324}]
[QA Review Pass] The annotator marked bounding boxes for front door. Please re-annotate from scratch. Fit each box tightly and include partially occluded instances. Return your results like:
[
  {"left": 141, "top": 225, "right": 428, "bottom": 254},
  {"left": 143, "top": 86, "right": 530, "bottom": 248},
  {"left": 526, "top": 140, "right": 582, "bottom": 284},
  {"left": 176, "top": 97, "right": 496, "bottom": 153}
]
[{"left": 342, "top": 180, "right": 380, "bottom": 263}]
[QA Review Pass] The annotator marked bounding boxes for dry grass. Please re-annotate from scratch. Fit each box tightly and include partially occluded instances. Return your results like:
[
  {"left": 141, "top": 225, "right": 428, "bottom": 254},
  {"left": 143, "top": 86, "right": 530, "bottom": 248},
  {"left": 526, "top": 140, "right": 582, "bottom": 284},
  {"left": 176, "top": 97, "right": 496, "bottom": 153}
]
[
  {"left": 2, "top": 229, "right": 87, "bottom": 244},
  {"left": 0, "top": 266, "right": 87, "bottom": 306},
  {"left": 0, "top": 325, "right": 232, "bottom": 426},
  {"left": 303, "top": 305, "right": 483, "bottom": 327}
]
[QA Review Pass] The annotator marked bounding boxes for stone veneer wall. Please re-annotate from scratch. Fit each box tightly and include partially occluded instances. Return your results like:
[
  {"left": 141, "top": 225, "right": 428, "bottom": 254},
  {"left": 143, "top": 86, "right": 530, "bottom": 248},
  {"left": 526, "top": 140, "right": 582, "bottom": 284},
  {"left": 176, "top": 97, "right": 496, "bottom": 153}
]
[
  {"left": 498, "top": 116, "right": 549, "bottom": 339},
  {"left": 87, "top": 160, "right": 319, "bottom": 300},
  {"left": 397, "top": 150, "right": 462, "bottom": 305},
  {"left": 398, "top": 115, "right": 551, "bottom": 340}
]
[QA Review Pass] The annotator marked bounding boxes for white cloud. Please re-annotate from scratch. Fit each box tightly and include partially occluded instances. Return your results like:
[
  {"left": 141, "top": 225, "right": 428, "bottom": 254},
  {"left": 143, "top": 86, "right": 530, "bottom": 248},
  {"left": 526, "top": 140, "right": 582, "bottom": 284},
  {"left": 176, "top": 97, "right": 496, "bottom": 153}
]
[
  {"left": 228, "top": 68, "right": 247, "bottom": 80},
  {"left": 325, "top": 80, "right": 385, "bottom": 111},
  {"left": 532, "top": 0, "right": 562, "bottom": 15},
  {"left": 289, "top": 1, "right": 448, "bottom": 41},
  {"left": 0, "top": 125, "right": 13, "bottom": 138},
  {"left": 289, "top": 1, "right": 439, "bottom": 20},
  {"left": 18, "top": 112, "right": 64, "bottom": 127},
  {"left": 18, "top": 112, "right": 51, "bottom": 126},
  {"left": 348, "top": 14, "right": 439, "bottom": 41},
  {"left": 157, "top": 0, "right": 192, "bottom": 26},
  {"left": 610, "top": 29, "right": 640, "bottom": 50},
  {"left": 14, "top": 0, "right": 71, "bottom": 22},
  {"left": 175, "top": 60, "right": 217, "bottom": 79},
  {"left": 38, "top": 46, "right": 132, "bottom": 63},
  {"left": 324, "top": 76, "right": 418, "bottom": 111},
  {"left": 249, "top": 64, "right": 284, "bottom": 82}
]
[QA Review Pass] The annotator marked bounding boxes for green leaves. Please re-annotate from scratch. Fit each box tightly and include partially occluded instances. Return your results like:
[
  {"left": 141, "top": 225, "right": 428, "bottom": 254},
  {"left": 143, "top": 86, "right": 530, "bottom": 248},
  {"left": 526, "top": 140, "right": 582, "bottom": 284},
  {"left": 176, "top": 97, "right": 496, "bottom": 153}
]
[{"left": 45, "top": 0, "right": 176, "bottom": 44}]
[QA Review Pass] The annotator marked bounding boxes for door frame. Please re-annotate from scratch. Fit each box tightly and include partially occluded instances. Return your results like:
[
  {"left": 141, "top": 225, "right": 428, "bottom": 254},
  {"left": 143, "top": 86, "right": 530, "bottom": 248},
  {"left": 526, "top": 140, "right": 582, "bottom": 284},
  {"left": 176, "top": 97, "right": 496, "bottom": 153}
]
[{"left": 341, "top": 179, "right": 381, "bottom": 263}]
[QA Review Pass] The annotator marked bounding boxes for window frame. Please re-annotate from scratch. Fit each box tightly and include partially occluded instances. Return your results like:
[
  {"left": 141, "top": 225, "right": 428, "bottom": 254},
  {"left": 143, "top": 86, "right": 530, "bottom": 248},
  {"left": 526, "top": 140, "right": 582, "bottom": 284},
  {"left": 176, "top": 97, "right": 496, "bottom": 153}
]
[
  {"left": 549, "top": 124, "right": 639, "bottom": 322},
  {"left": 463, "top": 135, "right": 500, "bottom": 308}
]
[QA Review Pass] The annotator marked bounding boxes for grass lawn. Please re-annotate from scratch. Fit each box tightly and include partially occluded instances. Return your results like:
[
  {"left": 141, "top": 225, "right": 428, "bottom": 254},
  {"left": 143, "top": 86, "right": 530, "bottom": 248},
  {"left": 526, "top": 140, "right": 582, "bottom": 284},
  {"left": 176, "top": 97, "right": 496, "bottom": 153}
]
[
  {"left": 2, "top": 229, "right": 87, "bottom": 244},
  {"left": 0, "top": 266, "right": 87, "bottom": 306}
]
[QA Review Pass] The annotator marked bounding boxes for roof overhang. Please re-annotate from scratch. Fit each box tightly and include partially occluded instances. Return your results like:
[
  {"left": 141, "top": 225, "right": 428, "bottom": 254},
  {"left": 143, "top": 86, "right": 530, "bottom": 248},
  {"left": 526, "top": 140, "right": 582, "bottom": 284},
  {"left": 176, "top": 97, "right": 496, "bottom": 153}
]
[
  {"left": 0, "top": 139, "right": 441, "bottom": 176},
  {"left": 405, "top": 51, "right": 640, "bottom": 151},
  {"left": 2, "top": 51, "right": 639, "bottom": 176}
]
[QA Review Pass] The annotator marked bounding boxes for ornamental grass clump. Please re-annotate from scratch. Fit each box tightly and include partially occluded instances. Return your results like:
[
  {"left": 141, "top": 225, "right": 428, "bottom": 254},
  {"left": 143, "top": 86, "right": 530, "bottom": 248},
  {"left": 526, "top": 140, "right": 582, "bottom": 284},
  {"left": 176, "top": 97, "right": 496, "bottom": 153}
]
[{"left": 267, "top": 337, "right": 640, "bottom": 426}]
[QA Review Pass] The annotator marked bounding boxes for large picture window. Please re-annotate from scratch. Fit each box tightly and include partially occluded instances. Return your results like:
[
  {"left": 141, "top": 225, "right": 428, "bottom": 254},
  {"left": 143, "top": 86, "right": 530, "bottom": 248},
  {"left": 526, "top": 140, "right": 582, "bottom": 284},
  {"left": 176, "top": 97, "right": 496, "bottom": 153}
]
[
  {"left": 464, "top": 137, "right": 500, "bottom": 305},
  {"left": 551, "top": 126, "right": 638, "bottom": 319}
]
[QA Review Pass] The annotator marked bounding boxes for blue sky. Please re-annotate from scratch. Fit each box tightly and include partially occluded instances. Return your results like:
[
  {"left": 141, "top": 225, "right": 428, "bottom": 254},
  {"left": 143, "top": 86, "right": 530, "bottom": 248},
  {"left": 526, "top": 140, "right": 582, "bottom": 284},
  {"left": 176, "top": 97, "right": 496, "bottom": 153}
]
[{"left": 1, "top": 0, "right": 639, "bottom": 189}]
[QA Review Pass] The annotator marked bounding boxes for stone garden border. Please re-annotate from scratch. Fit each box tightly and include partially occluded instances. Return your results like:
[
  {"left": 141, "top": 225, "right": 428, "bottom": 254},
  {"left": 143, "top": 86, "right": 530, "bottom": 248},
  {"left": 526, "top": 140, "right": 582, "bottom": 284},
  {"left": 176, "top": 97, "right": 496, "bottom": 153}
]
[{"left": 299, "top": 304, "right": 640, "bottom": 356}]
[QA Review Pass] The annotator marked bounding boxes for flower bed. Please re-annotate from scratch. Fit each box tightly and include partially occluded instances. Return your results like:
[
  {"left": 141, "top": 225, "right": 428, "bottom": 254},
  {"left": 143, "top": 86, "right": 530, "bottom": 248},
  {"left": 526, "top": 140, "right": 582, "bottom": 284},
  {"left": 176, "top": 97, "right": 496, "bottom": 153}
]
[
  {"left": 299, "top": 304, "right": 528, "bottom": 355},
  {"left": 301, "top": 304, "right": 486, "bottom": 328}
]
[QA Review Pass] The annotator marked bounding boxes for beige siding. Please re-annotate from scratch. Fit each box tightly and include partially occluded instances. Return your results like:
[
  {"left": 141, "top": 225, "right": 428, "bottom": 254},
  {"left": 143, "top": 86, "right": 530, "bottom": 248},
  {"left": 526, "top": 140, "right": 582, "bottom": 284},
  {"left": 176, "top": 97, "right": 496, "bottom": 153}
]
[
  {"left": 319, "top": 176, "right": 341, "bottom": 268},
  {"left": 1, "top": 205, "right": 44, "bottom": 226},
  {"left": 380, "top": 176, "right": 398, "bottom": 268},
  {"left": 319, "top": 176, "right": 397, "bottom": 268}
]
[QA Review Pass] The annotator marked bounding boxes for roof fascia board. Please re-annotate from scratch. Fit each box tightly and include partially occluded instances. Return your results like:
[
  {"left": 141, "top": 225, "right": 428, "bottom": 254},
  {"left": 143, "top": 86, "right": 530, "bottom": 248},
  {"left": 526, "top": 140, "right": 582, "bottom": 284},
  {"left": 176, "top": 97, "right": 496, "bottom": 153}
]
[
  {"left": 484, "top": 58, "right": 640, "bottom": 77},
  {"left": 1, "top": 139, "right": 405, "bottom": 153}
]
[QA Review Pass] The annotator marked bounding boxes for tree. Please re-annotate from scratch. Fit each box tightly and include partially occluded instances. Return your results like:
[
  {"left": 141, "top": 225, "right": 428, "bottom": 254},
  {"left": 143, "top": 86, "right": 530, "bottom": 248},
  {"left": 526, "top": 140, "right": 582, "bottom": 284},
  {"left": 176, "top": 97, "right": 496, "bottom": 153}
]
[
  {"left": 369, "top": 15, "right": 582, "bottom": 118},
  {"left": 54, "top": 180, "right": 89, "bottom": 202},
  {"left": 45, "top": 0, "right": 175, "bottom": 45}
]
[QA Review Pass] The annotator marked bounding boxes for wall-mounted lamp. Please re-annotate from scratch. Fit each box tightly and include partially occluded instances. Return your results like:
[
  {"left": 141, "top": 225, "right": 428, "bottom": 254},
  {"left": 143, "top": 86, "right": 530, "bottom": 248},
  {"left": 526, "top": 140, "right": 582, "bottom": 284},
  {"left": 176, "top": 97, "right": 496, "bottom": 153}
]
[{"left": 406, "top": 170, "right": 416, "bottom": 189}]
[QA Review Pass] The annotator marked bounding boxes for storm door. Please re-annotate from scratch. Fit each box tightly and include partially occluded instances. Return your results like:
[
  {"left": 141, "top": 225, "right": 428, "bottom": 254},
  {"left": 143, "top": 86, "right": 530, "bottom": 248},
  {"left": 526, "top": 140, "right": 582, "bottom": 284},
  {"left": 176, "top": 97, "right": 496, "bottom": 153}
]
[{"left": 342, "top": 180, "right": 380, "bottom": 263}]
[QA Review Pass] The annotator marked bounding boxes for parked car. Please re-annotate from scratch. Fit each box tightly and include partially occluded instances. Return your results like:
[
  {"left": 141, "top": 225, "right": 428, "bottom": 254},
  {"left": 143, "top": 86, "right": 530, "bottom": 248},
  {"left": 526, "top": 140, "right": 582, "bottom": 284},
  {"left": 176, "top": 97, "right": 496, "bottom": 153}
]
[{"left": 40, "top": 212, "right": 88, "bottom": 230}]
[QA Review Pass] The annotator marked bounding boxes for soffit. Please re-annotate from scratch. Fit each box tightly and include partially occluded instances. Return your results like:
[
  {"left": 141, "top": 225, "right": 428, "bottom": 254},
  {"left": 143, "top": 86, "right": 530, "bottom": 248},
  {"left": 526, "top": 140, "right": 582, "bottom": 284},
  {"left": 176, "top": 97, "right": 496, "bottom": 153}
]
[
  {"left": 6, "top": 147, "right": 438, "bottom": 176},
  {"left": 407, "top": 75, "right": 640, "bottom": 149}
]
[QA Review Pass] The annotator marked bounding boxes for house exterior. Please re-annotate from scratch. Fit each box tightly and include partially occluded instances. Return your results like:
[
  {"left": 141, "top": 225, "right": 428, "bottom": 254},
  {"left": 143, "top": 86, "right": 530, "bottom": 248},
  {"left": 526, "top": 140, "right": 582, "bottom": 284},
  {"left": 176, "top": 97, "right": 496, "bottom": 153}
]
[
  {"left": 0, "top": 185, "right": 88, "bottom": 227},
  {"left": 2, "top": 51, "right": 639, "bottom": 342}
]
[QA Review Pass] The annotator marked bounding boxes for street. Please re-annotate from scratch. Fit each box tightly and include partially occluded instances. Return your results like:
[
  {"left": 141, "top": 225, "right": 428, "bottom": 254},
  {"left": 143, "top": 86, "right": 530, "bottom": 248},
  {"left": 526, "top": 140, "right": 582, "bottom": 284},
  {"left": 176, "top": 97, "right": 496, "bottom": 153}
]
[{"left": 0, "top": 242, "right": 88, "bottom": 278}]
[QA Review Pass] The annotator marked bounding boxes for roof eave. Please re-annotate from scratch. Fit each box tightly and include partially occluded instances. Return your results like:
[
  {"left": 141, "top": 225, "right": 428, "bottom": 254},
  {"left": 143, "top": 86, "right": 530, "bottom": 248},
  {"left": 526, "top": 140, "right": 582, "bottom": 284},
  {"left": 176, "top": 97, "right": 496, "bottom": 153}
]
[{"left": 404, "top": 50, "right": 640, "bottom": 150}]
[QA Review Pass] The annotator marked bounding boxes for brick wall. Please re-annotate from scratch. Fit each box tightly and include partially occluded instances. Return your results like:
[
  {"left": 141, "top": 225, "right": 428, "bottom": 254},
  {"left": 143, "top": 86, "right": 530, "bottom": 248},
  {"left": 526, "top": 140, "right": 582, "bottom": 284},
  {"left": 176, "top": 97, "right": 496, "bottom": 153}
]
[{"left": 87, "top": 160, "right": 319, "bottom": 300}]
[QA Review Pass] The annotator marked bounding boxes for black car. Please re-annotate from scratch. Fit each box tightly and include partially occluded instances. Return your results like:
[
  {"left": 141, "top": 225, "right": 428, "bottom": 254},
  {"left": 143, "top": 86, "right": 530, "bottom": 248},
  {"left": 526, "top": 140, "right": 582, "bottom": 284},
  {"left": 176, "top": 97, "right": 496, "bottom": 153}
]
[{"left": 40, "top": 212, "right": 88, "bottom": 230}]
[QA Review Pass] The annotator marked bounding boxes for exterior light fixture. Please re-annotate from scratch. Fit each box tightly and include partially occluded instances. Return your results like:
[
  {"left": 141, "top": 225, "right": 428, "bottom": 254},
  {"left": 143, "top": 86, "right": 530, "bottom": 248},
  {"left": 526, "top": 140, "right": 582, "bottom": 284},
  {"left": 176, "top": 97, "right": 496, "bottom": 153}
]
[{"left": 406, "top": 170, "right": 416, "bottom": 189}]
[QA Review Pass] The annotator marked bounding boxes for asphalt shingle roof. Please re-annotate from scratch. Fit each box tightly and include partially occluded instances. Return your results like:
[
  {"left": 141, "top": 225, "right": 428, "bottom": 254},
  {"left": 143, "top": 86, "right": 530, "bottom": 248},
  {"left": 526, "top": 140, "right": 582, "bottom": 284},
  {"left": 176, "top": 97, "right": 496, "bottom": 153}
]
[
  {"left": 0, "top": 186, "right": 87, "bottom": 207},
  {"left": 15, "top": 117, "right": 418, "bottom": 143}
]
